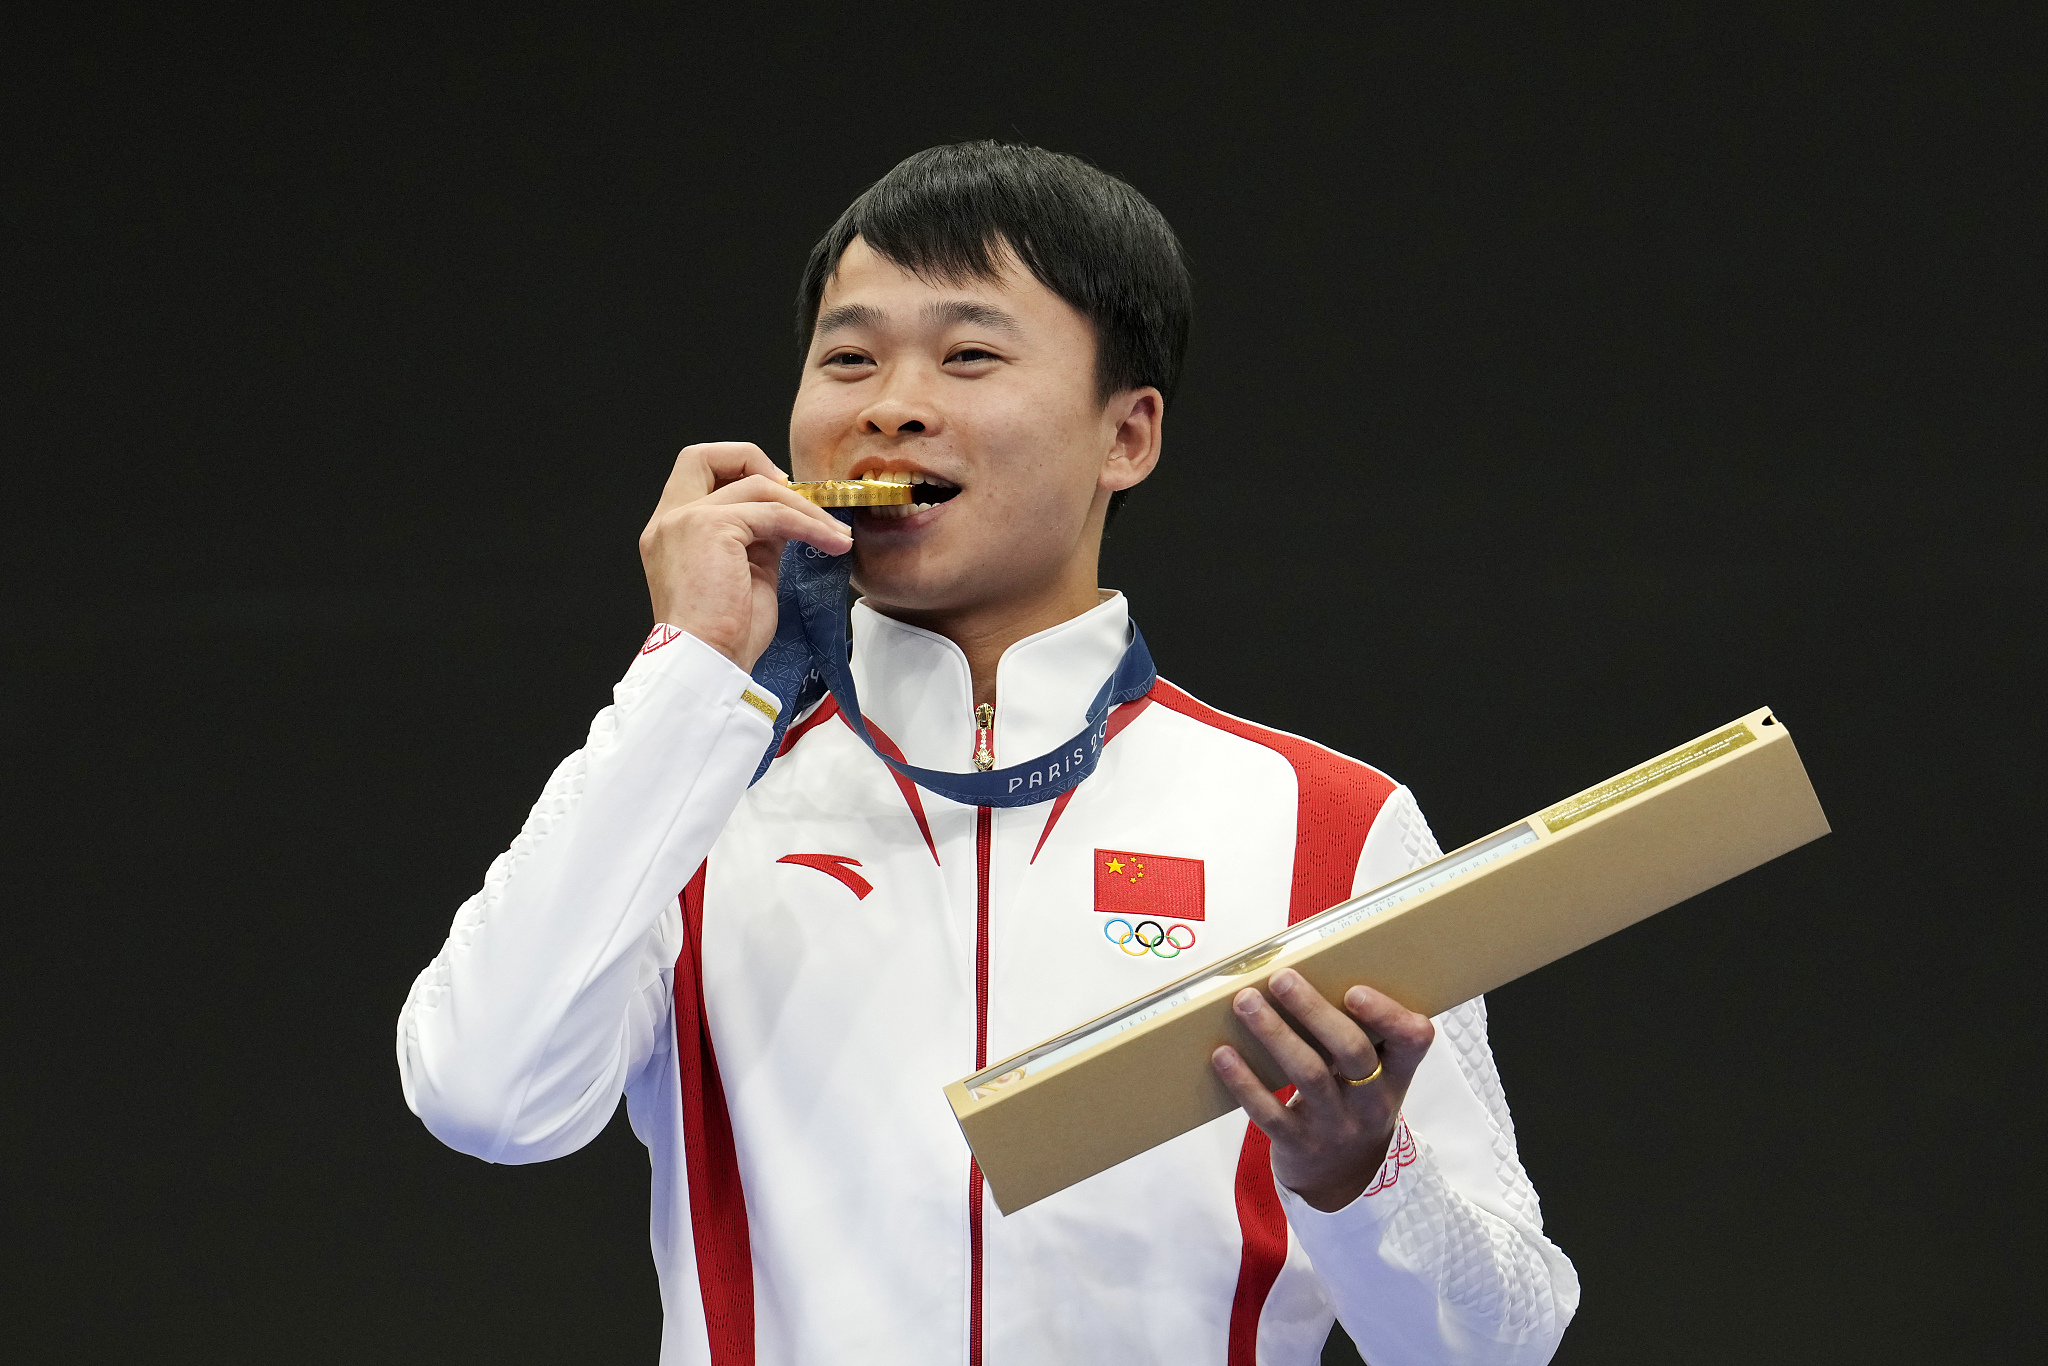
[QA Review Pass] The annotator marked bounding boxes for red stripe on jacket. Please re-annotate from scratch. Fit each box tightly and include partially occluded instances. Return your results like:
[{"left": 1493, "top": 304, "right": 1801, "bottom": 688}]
[
  {"left": 774, "top": 695, "right": 842, "bottom": 757},
  {"left": 1028, "top": 692, "right": 1156, "bottom": 864},
  {"left": 1148, "top": 680, "right": 1397, "bottom": 1363},
  {"left": 768, "top": 695, "right": 940, "bottom": 867},
  {"left": 853, "top": 714, "right": 941, "bottom": 866},
  {"left": 676, "top": 862, "right": 755, "bottom": 1364}
]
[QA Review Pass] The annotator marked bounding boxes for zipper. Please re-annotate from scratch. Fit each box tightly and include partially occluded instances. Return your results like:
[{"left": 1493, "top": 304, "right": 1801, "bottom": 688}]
[
  {"left": 973, "top": 702, "right": 995, "bottom": 772},
  {"left": 969, "top": 704, "right": 993, "bottom": 1366}
]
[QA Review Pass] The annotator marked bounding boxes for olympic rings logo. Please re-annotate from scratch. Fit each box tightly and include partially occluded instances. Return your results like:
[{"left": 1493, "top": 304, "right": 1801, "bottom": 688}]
[{"left": 1103, "top": 918, "right": 1197, "bottom": 958}]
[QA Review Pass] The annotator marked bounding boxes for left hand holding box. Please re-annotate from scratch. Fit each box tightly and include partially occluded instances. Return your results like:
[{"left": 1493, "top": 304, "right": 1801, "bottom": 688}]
[{"left": 1212, "top": 970, "right": 1437, "bottom": 1211}]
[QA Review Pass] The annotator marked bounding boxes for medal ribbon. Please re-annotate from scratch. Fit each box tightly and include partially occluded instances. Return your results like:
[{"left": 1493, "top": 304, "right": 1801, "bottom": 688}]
[{"left": 748, "top": 512, "right": 1155, "bottom": 807}]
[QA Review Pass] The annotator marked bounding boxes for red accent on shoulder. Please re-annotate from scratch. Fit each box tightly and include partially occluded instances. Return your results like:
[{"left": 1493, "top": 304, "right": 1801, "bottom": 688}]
[
  {"left": 675, "top": 863, "right": 755, "bottom": 1364},
  {"left": 843, "top": 712, "right": 941, "bottom": 866},
  {"left": 1147, "top": 680, "right": 1396, "bottom": 924},
  {"left": 641, "top": 622, "right": 687, "bottom": 655},
  {"left": 1227, "top": 1091, "right": 1293, "bottom": 1364},
  {"left": 1027, "top": 693, "right": 1155, "bottom": 864},
  {"left": 775, "top": 853, "right": 874, "bottom": 900},
  {"left": 1103, "top": 692, "right": 1156, "bottom": 747},
  {"left": 773, "top": 695, "right": 841, "bottom": 757}
]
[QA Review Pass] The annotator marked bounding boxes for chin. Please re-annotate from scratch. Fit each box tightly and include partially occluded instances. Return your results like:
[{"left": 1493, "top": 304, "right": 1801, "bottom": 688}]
[
  {"left": 847, "top": 496, "right": 1076, "bottom": 618},
  {"left": 850, "top": 544, "right": 1023, "bottom": 618},
  {"left": 849, "top": 559, "right": 971, "bottom": 616}
]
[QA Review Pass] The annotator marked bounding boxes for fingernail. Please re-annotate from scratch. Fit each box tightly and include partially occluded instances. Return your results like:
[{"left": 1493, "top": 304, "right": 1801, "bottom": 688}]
[
  {"left": 1235, "top": 989, "right": 1260, "bottom": 1016},
  {"left": 1272, "top": 969, "right": 1298, "bottom": 994}
]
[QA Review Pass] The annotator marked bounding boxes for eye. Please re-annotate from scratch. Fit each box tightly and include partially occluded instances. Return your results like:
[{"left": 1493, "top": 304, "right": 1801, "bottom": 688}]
[
  {"left": 947, "top": 347, "right": 999, "bottom": 365},
  {"left": 823, "top": 350, "right": 873, "bottom": 368}
]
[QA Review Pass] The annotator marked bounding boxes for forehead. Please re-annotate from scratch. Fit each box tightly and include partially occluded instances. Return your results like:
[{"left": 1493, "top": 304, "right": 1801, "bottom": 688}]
[{"left": 816, "top": 236, "right": 1084, "bottom": 338}]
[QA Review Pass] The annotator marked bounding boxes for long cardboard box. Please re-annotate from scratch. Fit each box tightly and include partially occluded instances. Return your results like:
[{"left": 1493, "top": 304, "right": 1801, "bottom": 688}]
[{"left": 947, "top": 706, "right": 1829, "bottom": 1214}]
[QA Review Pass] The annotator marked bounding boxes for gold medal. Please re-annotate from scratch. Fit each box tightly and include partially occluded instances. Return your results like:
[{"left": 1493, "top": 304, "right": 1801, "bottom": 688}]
[{"left": 789, "top": 475, "right": 915, "bottom": 507}]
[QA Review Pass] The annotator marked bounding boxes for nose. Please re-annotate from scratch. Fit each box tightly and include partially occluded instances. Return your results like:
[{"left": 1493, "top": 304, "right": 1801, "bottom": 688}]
[{"left": 857, "top": 376, "right": 942, "bottom": 440}]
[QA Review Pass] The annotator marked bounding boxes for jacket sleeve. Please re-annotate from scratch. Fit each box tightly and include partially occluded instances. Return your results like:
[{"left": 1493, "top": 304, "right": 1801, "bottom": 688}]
[
  {"left": 395, "top": 628, "right": 778, "bottom": 1165},
  {"left": 1280, "top": 785, "right": 1580, "bottom": 1365}
]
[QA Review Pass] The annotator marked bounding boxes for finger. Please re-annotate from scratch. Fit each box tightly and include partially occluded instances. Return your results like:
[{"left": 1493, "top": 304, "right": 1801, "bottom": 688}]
[
  {"left": 715, "top": 500, "right": 854, "bottom": 555},
  {"left": 698, "top": 473, "right": 852, "bottom": 536},
  {"left": 653, "top": 442, "right": 786, "bottom": 515},
  {"left": 1232, "top": 986, "right": 1341, "bottom": 1097},
  {"left": 1267, "top": 969, "right": 1380, "bottom": 1083},
  {"left": 704, "top": 442, "right": 787, "bottom": 488},
  {"left": 1341, "top": 984, "right": 1435, "bottom": 1086},
  {"left": 1210, "top": 1045, "right": 1296, "bottom": 1135}
]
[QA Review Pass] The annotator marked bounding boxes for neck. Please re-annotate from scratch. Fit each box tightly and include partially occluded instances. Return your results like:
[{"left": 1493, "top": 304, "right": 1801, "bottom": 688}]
[{"left": 868, "top": 574, "right": 1105, "bottom": 710}]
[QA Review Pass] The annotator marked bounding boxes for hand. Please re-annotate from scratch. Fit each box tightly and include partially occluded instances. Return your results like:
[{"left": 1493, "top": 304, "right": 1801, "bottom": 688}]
[
  {"left": 637, "top": 442, "right": 854, "bottom": 672},
  {"left": 1210, "top": 969, "right": 1436, "bottom": 1212}
]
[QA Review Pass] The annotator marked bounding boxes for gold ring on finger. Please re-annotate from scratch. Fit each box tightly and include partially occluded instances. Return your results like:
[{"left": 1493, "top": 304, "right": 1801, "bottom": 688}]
[{"left": 1337, "top": 1059, "right": 1384, "bottom": 1087}]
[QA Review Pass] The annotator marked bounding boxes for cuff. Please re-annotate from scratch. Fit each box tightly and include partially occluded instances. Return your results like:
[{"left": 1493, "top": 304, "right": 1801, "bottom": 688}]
[
  {"left": 623, "top": 623, "right": 782, "bottom": 727},
  {"left": 1275, "top": 1114, "right": 1421, "bottom": 1233}
]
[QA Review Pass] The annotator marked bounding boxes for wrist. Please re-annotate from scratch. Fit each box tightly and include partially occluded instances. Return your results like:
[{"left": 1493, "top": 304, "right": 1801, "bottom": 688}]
[
  {"left": 647, "top": 604, "right": 751, "bottom": 672},
  {"left": 1281, "top": 1114, "right": 1406, "bottom": 1213},
  {"left": 1288, "top": 1161, "right": 1378, "bottom": 1214}
]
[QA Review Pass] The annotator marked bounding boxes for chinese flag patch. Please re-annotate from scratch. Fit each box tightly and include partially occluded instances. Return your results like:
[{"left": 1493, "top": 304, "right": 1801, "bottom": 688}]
[{"left": 1094, "top": 849, "right": 1205, "bottom": 921}]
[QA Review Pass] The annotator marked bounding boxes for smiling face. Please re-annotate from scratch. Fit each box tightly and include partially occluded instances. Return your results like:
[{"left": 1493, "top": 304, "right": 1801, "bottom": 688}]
[{"left": 789, "top": 237, "right": 1161, "bottom": 629}]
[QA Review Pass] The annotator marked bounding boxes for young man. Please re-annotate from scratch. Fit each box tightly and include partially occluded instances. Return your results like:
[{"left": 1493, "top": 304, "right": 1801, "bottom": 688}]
[{"left": 398, "top": 143, "right": 1578, "bottom": 1364}]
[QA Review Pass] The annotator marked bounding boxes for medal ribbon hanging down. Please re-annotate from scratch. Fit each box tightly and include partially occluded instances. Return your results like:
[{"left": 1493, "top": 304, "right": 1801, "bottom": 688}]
[{"left": 747, "top": 512, "right": 1156, "bottom": 807}]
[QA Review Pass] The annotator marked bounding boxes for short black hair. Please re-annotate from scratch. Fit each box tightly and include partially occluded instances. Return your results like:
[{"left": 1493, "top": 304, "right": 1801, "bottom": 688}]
[{"left": 796, "top": 142, "right": 1192, "bottom": 518}]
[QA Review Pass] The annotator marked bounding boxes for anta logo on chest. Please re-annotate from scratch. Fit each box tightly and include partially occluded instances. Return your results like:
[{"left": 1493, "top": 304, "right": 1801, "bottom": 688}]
[
  {"left": 1095, "top": 848, "right": 1204, "bottom": 959},
  {"left": 776, "top": 853, "right": 873, "bottom": 900}
]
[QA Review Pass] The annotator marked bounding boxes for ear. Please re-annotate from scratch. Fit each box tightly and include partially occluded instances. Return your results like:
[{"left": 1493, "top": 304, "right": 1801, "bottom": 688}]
[{"left": 1099, "top": 387, "right": 1164, "bottom": 494}]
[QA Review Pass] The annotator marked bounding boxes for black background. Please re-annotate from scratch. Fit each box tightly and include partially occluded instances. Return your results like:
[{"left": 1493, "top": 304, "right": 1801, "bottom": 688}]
[{"left": 7, "top": 7, "right": 2041, "bottom": 1363}]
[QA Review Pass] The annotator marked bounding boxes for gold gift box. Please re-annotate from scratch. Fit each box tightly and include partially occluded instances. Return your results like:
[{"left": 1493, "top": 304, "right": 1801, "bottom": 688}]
[{"left": 947, "top": 707, "right": 1830, "bottom": 1214}]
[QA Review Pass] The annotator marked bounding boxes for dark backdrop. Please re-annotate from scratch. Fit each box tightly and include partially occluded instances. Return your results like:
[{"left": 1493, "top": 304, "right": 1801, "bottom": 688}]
[{"left": 7, "top": 8, "right": 2041, "bottom": 1364}]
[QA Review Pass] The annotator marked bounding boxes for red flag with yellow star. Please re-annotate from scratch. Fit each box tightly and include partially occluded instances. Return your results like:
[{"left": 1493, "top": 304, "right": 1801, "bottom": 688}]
[{"left": 1093, "top": 848, "right": 1205, "bottom": 921}]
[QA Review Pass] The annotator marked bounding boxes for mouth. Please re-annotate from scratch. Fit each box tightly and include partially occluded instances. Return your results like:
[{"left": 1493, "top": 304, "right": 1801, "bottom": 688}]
[{"left": 855, "top": 470, "right": 963, "bottom": 522}]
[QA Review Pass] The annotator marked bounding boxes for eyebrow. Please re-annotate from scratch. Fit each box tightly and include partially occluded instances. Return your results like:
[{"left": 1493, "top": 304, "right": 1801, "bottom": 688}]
[
  {"left": 811, "top": 299, "right": 1025, "bottom": 338},
  {"left": 813, "top": 302, "right": 886, "bottom": 336},
  {"left": 923, "top": 300, "right": 1023, "bottom": 335}
]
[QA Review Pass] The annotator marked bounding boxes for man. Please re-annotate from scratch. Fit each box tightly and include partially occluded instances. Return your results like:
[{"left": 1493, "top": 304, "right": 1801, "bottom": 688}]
[{"left": 398, "top": 142, "right": 1577, "bottom": 1364}]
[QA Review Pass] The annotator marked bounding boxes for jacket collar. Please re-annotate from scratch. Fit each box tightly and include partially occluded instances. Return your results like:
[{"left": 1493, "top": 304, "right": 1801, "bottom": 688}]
[{"left": 848, "top": 591, "right": 1130, "bottom": 780}]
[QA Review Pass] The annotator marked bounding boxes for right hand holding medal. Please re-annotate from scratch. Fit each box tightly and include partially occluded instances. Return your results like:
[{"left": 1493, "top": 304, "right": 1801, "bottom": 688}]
[{"left": 638, "top": 442, "right": 854, "bottom": 672}]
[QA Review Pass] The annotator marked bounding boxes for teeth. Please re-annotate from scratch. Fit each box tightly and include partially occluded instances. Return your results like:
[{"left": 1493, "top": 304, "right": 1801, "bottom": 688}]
[
  {"left": 861, "top": 471, "right": 957, "bottom": 489},
  {"left": 864, "top": 500, "right": 940, "bottom": 519}
]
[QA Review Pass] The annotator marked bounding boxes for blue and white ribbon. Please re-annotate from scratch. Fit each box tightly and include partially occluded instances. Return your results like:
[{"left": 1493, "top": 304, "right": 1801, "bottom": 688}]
[{"left": 748, "top": 511, "right": 1155, "bottom": 807}]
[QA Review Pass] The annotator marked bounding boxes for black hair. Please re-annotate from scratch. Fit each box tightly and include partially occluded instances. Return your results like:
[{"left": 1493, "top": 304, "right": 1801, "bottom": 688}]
[{"left": 796, "top": 142, "right": 1192, "bottom": 519}]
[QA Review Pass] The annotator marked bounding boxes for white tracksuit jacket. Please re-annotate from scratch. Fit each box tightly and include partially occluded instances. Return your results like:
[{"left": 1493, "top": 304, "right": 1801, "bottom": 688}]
[{"left": 398, "top": 592, "right": 1579, "bottom": 1365}]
